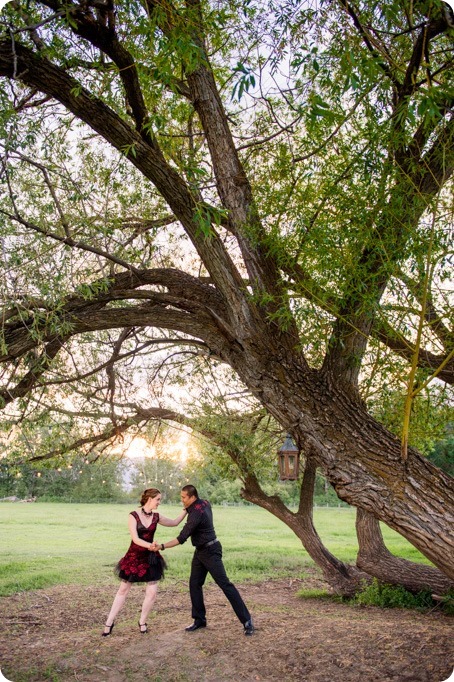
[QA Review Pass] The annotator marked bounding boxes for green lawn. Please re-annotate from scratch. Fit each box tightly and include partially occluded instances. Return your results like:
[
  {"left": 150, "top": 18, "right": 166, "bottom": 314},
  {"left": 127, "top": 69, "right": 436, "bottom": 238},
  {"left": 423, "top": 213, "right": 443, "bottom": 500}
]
[{"left": 0, "top": 502, "right": 431, "bottom": 596}]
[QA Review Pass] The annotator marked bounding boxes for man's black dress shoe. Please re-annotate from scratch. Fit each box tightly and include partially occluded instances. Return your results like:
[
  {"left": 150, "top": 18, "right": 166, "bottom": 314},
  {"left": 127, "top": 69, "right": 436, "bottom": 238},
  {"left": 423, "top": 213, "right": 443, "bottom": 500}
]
[
  {"left": 243, "top": 619, "right": 255, "bottom": 636},
  {"left": 185, "top": 621, "right": 207, "bottom": 632}
]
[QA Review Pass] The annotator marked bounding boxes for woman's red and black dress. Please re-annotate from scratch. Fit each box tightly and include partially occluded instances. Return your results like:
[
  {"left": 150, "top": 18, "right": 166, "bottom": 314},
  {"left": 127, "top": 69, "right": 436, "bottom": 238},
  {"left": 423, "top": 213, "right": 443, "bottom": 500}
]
[{"left": 114, "top": 511, "right": 166, "bottom": 582}]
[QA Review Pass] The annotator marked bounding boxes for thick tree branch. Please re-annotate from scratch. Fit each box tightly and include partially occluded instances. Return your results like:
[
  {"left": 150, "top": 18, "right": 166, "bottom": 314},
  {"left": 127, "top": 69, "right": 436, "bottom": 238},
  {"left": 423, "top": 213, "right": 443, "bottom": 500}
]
[
  {"left": 146, "top": 0, "right": 288, "bottom": 311},
  {"left": 396, "top": 269, "right": 453, "bottom": 347},
  {"left": 398, "top": 19, "right": 449, "bottom": 103},
  {"left": 356, "top": 508, "right": 454, "bottom": 593},
  {"left": 374, "top": 319, "right": 454, "bottom": 385},
  {"left": 0, "top": 267, "right": 228, "bottom": 365},
  {"left": 240, "top": 460, "right": 368, "bottom": 595},
  {"left": 0, "top": 38, "right": 249, "bottom": 316},
  {"left": 38, "top": 0, "right": 156, "bottom": 144},
  {"left": 322, "top": 117, "right": 454, "bottom": 389},
  {"left": 284, "top": 263, "right": 454, "bottom": 385},
  {"left": 0, "top": 336, "right": 68, "bottom": 407}
]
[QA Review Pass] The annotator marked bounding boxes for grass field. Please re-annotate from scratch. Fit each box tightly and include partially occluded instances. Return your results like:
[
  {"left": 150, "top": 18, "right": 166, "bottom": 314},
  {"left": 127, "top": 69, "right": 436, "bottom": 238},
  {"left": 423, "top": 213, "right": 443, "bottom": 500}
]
[{"left": 0, "top": 502, "right": 431, "bottom": 596}]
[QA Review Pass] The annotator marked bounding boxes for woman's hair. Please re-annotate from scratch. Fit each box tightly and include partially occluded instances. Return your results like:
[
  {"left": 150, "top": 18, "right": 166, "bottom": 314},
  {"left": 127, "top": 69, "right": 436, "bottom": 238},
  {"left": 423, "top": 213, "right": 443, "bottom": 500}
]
[{"left": 139, "top": 488, "right": 161, "bottom": 507}]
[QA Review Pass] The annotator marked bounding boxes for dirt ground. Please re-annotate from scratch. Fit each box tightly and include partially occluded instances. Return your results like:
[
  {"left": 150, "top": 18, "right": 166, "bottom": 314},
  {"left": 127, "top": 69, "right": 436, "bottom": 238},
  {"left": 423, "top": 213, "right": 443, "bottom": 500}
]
[{"left": 1, "top": 573, "right": 453, "bottom": 682}]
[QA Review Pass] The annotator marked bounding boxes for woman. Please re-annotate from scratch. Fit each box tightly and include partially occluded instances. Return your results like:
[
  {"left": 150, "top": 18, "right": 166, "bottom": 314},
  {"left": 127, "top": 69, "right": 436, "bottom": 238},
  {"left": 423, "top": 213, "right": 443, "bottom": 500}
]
[{"left": 102, "top": 488, "right": 187, "bottom": 636}]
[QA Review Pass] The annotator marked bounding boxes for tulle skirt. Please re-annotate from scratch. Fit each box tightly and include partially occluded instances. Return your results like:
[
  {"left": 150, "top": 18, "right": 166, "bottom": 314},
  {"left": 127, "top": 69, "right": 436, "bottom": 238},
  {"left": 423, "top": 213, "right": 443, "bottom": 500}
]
[{"left": 114, "top": 550, "right": 167, "bottom": 583}]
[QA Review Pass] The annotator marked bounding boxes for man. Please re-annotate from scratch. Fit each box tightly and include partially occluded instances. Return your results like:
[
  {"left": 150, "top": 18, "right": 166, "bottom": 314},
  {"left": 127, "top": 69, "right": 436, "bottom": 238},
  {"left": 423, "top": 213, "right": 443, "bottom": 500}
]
[{"left": 151, "top": 484, "right": 254, "bottom": 635}]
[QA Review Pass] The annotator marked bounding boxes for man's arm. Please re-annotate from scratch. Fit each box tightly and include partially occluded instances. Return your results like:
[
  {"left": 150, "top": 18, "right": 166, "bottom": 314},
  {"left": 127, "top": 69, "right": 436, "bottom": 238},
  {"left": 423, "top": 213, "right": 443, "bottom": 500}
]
[
  {"left": 152, "top": 505, "right": 204, "bottom": 550},
  {"left": 153, "top": 538, "right": 181, "bottom": 551}
]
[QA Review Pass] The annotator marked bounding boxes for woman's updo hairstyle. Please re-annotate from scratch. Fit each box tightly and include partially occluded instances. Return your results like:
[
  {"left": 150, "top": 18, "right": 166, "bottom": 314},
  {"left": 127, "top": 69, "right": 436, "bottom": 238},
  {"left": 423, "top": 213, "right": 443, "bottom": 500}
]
[{"left": 139, "top": 488, "right": 161, "bottom": 507}]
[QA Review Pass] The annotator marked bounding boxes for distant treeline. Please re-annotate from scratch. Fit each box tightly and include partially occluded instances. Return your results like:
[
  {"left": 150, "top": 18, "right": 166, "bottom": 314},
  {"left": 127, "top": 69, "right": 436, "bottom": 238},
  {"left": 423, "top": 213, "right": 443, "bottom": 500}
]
[{"left": 2, "top": 438, "right": 451, "bottom": 505}]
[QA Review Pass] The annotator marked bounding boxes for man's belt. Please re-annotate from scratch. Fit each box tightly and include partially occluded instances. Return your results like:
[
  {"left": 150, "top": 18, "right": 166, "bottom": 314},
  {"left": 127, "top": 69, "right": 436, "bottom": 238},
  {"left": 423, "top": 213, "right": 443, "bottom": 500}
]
[{"left": 197, "top": 538, "right": 219, "bottom": 550}]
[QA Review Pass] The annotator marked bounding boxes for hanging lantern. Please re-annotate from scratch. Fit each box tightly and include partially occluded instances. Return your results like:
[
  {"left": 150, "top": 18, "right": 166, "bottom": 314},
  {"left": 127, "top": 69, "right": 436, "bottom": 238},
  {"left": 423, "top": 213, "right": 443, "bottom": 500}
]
[{"left": 278, "top": 434, "right": 300, "bottom": 481}]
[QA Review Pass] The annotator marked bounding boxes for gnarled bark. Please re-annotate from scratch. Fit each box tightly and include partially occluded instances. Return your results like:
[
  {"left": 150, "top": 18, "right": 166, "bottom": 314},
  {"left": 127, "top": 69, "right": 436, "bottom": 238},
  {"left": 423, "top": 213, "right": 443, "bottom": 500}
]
[{"left": 356, "top": 508, "right": 454, "bottom": 594}]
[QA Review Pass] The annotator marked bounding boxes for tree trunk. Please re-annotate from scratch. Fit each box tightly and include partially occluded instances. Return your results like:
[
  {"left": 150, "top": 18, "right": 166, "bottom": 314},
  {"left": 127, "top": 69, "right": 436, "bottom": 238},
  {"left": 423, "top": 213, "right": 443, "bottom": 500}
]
[
  {"left": 356, "top": 508, "right": 454, "bottom": 594},
  {"left": 241, "top": 458, "right": 369, "bottom": 596},
  {"left": 224, "top": 345, "right": 454, "bottom": 580}
]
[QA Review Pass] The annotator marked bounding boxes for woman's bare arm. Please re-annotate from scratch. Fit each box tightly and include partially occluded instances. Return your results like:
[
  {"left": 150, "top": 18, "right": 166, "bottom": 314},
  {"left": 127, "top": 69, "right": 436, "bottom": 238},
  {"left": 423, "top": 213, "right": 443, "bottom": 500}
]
[{"left": 158, "top": 509, "right": 188, "bottom": 527}]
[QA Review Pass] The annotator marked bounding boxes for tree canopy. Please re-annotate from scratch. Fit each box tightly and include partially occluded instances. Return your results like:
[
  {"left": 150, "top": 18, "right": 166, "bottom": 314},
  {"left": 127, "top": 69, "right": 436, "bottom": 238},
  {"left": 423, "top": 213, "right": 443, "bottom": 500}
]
[{"left": 0, "top": 0, "right": 453, "bottom": 583}]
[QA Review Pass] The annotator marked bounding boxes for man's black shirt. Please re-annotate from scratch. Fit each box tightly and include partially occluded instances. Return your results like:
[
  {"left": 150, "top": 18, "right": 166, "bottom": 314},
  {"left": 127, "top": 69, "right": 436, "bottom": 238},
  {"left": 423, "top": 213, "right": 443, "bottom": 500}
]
[{"left": 176, "top": 498, "right": 216, "bottom": 547}]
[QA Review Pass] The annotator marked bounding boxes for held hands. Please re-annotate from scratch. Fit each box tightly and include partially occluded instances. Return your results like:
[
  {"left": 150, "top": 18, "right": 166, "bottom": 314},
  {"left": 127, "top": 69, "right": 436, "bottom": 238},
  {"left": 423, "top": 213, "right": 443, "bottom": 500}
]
[{"left": 149, "top": 541, "right": 160, "bottom": 552}]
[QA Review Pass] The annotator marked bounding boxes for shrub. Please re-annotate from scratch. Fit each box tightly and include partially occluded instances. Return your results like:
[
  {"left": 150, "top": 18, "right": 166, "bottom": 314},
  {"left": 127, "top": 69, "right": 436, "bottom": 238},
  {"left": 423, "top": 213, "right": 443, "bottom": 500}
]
[{"left": 354, "top": 578, "right": 434, "bottom": 611}]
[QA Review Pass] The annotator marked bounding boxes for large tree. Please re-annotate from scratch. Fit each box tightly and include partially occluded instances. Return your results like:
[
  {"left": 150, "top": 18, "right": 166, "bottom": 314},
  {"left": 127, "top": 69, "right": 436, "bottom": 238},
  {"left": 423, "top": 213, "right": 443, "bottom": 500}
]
[{"left": 0, "top": 0, "right": 453, "bottom": 585}]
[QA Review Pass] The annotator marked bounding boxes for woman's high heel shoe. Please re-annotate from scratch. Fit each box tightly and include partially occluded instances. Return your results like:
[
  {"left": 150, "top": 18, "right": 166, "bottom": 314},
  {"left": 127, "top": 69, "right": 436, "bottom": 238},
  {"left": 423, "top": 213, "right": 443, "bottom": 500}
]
[
  {"left": 138, "top": 621, "right": 148, "bottom": 634},
  {"left": 102, "top": 622, "right": 115, "bottom": 637}
]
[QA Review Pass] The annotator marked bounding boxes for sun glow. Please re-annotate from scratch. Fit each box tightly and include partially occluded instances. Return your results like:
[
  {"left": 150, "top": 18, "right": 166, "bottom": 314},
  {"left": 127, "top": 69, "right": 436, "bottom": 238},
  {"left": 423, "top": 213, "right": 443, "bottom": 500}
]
[
  {"left": 114, "top": 429, "right": 193, "bottom": 464},
  {"left": 166, "top": 429, "right": 191, "bottom": 463},
  {"left": 125, "top": 436, "right": 155, "bottom": 460}
]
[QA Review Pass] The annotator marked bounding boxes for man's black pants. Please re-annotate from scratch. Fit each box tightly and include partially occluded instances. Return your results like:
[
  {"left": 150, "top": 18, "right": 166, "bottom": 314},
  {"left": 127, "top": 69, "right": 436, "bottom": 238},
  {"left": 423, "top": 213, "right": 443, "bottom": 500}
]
[{"left": 189, "top": 542, "right": 250, "bottom": 625}]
